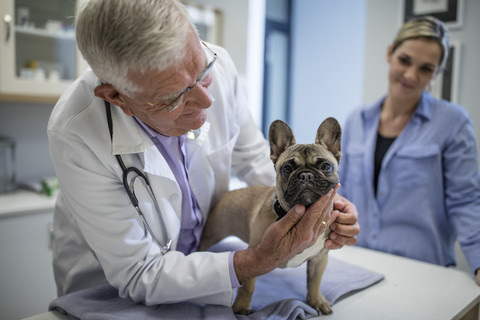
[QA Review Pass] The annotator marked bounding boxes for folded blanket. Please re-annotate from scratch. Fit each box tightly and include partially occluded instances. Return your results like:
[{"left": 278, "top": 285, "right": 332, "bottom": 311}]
[{"left": 50, "top": 240, "right": 384, "bottom": 320}]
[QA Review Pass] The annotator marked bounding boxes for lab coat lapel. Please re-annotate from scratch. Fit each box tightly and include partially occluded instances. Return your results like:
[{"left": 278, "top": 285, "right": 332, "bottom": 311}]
[
  {"left": 110, "top": 105, "right": 182, "bottom": 248},
  {"left": 142, "top": 143, "right": 183, "bottom": 249},
  {"left": 185, "top": 121, "right": 215, "bottom": 216}
]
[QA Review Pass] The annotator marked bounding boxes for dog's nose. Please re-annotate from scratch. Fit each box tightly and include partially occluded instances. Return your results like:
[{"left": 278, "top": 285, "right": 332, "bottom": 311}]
[{"left": 299, "top": 172, "right": 314, "bottom": 182}]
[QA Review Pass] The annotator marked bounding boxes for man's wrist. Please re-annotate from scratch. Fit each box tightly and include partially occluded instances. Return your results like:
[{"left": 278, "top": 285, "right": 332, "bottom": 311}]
[
  {"left": 233, "top": 247, "right": 272, "bottom": 284},
  {"left": 228, "top": 252, "right": 242, "bottom": 288}
]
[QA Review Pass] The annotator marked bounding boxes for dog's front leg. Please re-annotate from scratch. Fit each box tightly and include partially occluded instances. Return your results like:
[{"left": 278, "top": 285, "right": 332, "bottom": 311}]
[
  {"left": 307, "top": 252, "right": 332, "bottom": 315},
  {"left": 233, "top": 277, "right": 257, "bottom": 314}
]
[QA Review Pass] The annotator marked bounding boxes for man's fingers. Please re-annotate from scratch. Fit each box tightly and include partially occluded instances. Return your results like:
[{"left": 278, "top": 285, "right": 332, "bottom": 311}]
[
  {"left": 276, "top": 204, "right": 305, "bottom": 231},
  {"left": 309, "top": 185, "right": 339, "bottom": 231}
]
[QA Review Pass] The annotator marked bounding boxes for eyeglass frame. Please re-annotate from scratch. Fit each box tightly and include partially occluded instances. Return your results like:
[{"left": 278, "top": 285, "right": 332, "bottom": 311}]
[{"left": 133, "top": 41, "right": 217, "bottom": 113}]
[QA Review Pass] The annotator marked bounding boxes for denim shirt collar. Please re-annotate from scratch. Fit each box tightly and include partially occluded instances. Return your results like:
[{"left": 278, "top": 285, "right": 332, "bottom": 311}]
[{"left": 362, "top": 91, "right": 433, "bottom": 123}]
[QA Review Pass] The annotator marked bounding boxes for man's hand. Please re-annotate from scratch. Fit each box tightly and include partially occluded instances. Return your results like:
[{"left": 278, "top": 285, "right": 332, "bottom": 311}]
[
  {"left": 325, "top": 193, "right": 360, "bottom": 249},
  {"left": 234, "top": 185, "right": 339, "bottom": 284}
]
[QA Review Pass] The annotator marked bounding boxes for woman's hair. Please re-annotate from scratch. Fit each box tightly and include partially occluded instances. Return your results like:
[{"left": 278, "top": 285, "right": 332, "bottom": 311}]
[
  {"left": 75, "top": 0, "right": 196, "bottom": 94},
  {"left": 391, "top": 16, "right": 450, "bottom": 72}
]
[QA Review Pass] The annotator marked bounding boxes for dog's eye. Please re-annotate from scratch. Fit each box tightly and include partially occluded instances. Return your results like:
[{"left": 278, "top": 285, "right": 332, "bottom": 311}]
[
  {"left": 282, "top": 164, "right": 293, "bottom": 175},
  {"left": 320, "top": 162, "right": 332, "bottom": 172}
]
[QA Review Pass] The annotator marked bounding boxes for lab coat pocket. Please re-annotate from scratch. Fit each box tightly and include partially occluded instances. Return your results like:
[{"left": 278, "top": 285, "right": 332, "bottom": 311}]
[
  {"left": 188, "top": 130, "right": 240, "bottom": 216},
  {"left": 133, "top": 174, "right": 180, "bottom": 248},
  {"left": 206, "top": 131, "right": 240, "bottom": 207},
  {"left": 390, "top": 145, "right": 441, "bottom": 188}
]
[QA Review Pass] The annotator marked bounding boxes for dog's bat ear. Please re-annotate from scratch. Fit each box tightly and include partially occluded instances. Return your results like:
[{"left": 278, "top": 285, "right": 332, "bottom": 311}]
[
  {"left": 269, "top": 120, "right": 296, "bottom": 164},
  {"left": 316, "top": 117, "right": 342, "bottom": 162}
]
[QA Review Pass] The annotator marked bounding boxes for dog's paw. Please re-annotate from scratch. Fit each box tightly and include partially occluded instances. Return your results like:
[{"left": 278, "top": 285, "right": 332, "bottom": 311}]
[
  {"left": 233, "top": 307, "right": 253, "bottom": 315},
  {"left": 308, "top": 296, "right": 333, "bottom": 315},
  {"left": 233, "top": 299, "right": 253, "bottom": 315}
]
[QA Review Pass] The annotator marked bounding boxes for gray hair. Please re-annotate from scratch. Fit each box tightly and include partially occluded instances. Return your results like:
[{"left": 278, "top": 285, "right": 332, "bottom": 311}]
[
  {"left": 75, "top": 0, "right": 196, "bottom": 94},
  {"left": 392, "top": 16, "right": 450, "bottom": 72}
]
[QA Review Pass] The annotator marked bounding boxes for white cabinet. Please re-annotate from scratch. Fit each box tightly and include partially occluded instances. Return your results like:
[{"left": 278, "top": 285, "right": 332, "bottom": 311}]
[
  {"left": 0, "top": 191, "right": 57, "bottom": 320},
  {"left": 0, "top": 211, "right": 57, "bottom": 320},
  {"left": 0, "top": 0, "right": 88, "bottom": 103}
]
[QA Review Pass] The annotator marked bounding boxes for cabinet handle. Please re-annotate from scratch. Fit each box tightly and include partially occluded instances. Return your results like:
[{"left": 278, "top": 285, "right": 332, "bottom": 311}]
[{"left": 4, "top": 14, "right": 11, "bottom": 42}]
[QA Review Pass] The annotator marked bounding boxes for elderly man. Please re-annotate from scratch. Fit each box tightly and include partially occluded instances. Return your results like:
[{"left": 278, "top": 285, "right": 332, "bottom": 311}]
[{"left": 48, "top": 0, "right": 359, "bottom": 306}]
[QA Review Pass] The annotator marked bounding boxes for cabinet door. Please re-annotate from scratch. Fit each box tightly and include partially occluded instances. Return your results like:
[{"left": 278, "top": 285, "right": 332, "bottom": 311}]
[
  {"left": 0, "top": 0, "right": 88, "bottom": 102},
  {"left": 0, "top": 211, "right": 57, "bottom": 320}
]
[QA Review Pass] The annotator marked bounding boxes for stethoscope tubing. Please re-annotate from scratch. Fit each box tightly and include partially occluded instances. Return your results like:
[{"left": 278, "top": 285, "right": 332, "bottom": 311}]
[{"left": 104, "top": 101, "right": 172, "bottom": 254}]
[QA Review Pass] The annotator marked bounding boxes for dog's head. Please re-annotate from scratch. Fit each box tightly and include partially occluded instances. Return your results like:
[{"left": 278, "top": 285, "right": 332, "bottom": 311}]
[{"left": 269, "top": 117, "right": 342, "bottom": 212}]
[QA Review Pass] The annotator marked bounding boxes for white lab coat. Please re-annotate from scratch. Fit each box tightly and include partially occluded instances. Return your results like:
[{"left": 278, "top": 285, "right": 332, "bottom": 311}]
[{"left": 47, "top": 44, "right": 275, "bottom": 306}]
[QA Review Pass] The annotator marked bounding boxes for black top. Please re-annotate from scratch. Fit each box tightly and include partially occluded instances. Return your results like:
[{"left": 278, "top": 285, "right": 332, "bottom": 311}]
[{"left": 374, "top": 133, "right": 396, "bottom": 195}]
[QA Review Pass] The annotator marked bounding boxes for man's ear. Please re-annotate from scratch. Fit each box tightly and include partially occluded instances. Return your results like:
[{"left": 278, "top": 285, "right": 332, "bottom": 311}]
[{"left": 94, "top": 84, "right": 134, "bottom": 116}]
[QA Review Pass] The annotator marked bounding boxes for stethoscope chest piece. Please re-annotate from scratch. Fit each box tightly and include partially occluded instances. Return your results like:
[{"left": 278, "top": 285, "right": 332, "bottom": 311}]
[{"left": 186, "top": 129, "right": 201, "bottom": 140}]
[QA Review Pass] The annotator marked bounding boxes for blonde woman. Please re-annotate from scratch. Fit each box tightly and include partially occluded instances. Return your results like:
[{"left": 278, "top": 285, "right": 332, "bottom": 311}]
[{"left": 339, "top": 16, "right": 480, "bottom": 285}]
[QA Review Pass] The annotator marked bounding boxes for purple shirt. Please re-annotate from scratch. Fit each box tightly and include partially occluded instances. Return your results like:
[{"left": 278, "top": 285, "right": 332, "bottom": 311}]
[{"left": 135, "top": 118, "right": 240, "bottom": 288}]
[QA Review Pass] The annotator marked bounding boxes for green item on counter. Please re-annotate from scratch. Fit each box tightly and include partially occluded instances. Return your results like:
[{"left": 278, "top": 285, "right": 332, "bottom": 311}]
[{"left": 42, "top": 176, "right": 59, "bottom": 197}]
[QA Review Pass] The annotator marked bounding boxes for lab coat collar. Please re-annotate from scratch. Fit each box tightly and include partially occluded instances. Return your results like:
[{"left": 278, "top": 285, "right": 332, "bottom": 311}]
[
  {"left": 109, "top": 104, "right": 148, "bottom": 155},
  {"left": 108, "top": 104, "right": 175, "bottom": 179},
  {"left": 108, "top": 103, "right": 212, "bottom": 180}
]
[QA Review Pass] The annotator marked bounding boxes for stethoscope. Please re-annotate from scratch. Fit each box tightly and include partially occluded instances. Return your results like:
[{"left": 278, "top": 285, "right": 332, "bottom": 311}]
[{"left": 105, "top": 100, "right": 172, "bottom": 254}]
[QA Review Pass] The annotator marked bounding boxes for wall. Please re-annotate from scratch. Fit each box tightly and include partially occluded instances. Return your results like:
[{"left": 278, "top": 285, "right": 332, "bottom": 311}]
[
  {"left": 189, "top": 0, "right": 265, "bottom": 125},
  {"left": 290, "top": 0, "right": 367, "bottom": 144},
  {"left": 0, "top": 102, "right": 55, "bottom": 183},
  {"left": 185, "top": 0, "right": 249, "bottom": 75},
  {"left": 363, "top": 0, "right": 480, "bottom": 168}
]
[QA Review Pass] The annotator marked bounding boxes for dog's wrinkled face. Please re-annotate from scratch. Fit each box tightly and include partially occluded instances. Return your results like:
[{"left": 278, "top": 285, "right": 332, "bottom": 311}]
[{"left": 269, "top": 118, "right": 342, "bottom": 210}]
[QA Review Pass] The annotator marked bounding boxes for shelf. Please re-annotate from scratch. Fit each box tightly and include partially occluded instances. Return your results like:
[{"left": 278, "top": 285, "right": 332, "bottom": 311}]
[{"left": 15, "top": 25, "right": 75, "bottom": 40}]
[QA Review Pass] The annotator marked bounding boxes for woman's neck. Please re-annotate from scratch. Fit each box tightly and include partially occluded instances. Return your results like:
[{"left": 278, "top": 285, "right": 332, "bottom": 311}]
[{"left": 378, "top": 95, "right": 418, "bottom": 138}]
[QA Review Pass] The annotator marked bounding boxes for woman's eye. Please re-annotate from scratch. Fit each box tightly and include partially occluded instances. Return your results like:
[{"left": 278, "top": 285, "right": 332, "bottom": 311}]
[
  {"left": 420, "top": 66, "right": 434, "bottom": 74},
  {"left": 398, "top": 56, "right": 410, "bottom": 65}
]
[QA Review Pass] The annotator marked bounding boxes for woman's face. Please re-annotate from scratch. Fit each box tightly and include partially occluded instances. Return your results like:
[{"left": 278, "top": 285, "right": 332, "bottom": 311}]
[{"left": 386, "top": 38, "right": 442, "bottom": 102}]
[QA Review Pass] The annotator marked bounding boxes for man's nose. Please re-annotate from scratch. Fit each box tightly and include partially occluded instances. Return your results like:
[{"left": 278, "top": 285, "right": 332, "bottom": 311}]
[{"left": 186, "top": 83, "right": 213, "bottom": 109}]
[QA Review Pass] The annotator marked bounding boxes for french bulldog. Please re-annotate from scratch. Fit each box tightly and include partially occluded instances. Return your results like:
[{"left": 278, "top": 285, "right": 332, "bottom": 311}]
[{"left": 198, "top": 117, "right": 342, "bottom": 315}]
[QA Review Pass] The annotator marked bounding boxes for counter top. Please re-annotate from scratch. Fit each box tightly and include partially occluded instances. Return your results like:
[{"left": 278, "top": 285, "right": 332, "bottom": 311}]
[{"left": 0, "top": 189, "right": 56, "bottom": 217}]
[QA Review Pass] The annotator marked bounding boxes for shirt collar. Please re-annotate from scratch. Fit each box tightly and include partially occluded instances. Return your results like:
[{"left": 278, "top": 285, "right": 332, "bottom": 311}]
[
  {"left": 133, "top": 116, "right": 186, "bottom": 146},
  {"left": 362, "top": 91, "right": 433, "bottom": 122}
]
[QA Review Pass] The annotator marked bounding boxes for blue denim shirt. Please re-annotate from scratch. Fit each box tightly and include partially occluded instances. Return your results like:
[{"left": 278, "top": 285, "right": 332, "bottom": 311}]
[{"left": 339, "top": 92, "right": 480, "bottom": 274}]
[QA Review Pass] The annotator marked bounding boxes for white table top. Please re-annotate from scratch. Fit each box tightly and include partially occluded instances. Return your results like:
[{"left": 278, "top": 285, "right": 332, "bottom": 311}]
[
  {"left": 324, "top": 246, "right": 480, "bottom": 320},
  {"left": 22, "top": 246, "right": 480, "bottom": 320}
]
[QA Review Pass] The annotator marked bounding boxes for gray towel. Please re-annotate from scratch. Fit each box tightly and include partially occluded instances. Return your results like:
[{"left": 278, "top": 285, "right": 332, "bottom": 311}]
[{"left": 50, "top": 241, "right": 384, "bottom": 320}]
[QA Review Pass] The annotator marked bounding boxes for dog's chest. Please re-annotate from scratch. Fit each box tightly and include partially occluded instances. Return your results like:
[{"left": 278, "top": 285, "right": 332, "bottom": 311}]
[{"left": 282, "top": 230, "right": 330, "bottom": 268}]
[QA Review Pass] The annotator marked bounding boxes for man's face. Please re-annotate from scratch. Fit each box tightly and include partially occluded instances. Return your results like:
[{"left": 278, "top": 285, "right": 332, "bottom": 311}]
[{"left": 116, "top": 32, "right": 215, "bottom": 137}]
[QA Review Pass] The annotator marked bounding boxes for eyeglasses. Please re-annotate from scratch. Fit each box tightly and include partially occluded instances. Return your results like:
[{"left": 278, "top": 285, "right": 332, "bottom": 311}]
[{"left": 141, "top": 41, "right": 217, "bottom": 112}]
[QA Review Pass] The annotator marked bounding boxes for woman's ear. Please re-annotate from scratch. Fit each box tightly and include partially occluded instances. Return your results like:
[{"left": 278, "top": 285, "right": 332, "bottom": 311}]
[
  {"left": 386, "top": 44, "right": 393, "bottom": 63},
  {"left": 94, "top": 84, "right": 134, "bottom": 116}
]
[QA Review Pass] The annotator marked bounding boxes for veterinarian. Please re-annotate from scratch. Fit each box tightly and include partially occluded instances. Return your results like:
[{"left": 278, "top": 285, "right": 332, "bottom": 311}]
[
  {"left": 47, "top": 0, "right": 360, "bottom": 306},
  {"left": 339, "top": 16, "right": 480, "bottom": 285}
]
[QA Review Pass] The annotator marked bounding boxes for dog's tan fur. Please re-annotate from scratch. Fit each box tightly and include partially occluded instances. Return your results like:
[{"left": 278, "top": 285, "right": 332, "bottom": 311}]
[{"left": 199, "top": 118, "right": 342, "bottom": 315}]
